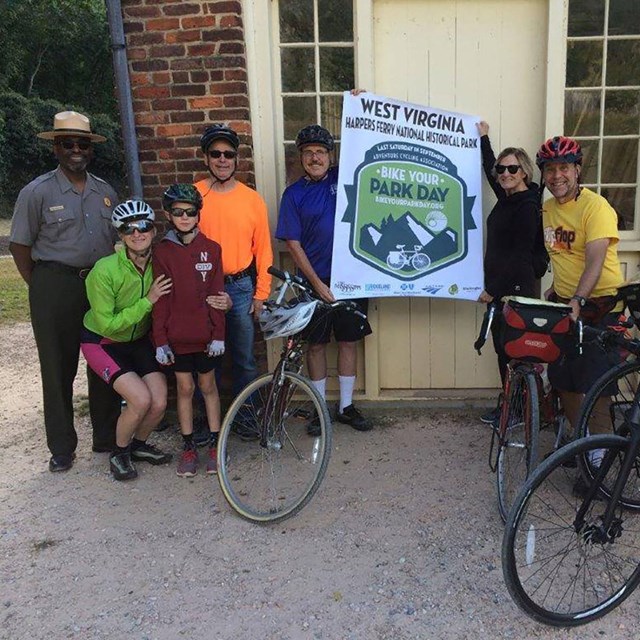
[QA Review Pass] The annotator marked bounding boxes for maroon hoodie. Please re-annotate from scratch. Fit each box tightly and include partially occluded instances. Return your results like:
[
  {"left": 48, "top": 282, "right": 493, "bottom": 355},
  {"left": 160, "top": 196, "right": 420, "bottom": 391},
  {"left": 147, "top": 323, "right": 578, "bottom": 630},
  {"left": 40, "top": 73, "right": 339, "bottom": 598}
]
[{"left": 152, "top": 230, "right": 225, "bottom": 354}]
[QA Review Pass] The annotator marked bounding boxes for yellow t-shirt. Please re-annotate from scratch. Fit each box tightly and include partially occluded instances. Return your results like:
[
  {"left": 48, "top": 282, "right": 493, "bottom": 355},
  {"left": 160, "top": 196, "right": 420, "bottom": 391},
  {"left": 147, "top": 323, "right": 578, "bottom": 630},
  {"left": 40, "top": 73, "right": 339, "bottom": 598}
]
[{"left": 542, "top": 187, "right": 622, "bottom": 298}]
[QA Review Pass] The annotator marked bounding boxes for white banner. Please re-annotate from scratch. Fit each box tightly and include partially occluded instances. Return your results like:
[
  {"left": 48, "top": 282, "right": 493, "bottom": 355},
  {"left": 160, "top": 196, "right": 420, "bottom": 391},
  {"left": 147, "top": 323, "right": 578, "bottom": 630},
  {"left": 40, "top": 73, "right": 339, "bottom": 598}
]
[{"left": 330, "top": 92, "right": 483, "bottom": 300}]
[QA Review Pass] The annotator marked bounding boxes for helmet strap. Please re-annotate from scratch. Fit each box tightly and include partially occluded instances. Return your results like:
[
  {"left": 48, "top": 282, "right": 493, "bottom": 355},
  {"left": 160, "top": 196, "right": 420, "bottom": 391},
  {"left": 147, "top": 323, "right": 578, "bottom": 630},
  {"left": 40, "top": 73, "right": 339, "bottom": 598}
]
[{"left": 174, "top": 226, "right": 198, "bottom": 244}]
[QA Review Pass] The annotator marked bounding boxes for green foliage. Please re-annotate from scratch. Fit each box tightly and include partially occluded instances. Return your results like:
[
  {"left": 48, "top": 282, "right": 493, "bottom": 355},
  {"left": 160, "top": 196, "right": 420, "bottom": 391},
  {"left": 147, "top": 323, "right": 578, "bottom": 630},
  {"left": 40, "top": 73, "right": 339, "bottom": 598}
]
[
  {"left": 0, "top": 258, "right": 30, "bottom": 326},
  {"left": 0, "top": 92, "right": 126, "bottom": 218},
  {"left": 0, "top": 0, "right": 115, "bottom": 113}
]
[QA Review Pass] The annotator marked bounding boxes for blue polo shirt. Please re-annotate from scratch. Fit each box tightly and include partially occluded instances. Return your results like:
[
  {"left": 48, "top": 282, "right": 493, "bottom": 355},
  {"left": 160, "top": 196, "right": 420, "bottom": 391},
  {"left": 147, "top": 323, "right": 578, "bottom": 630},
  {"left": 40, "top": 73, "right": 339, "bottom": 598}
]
[{"left": 276, "top": 166, "right": 339, "bottom": 281}]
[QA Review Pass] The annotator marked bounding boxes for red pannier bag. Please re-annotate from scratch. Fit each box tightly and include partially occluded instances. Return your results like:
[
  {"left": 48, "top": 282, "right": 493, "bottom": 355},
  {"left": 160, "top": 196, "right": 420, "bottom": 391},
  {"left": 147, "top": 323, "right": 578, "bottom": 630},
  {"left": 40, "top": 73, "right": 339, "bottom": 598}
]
[{"left": 501, "top": 296, "right": 573, "bottom": 363}]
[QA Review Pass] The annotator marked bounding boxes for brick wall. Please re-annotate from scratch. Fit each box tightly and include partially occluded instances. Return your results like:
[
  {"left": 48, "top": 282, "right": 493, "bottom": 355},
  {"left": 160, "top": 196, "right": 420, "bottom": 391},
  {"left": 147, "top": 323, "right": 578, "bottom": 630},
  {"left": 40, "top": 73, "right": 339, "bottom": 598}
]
[{"left": 121, "top": 0, "right": 255, "bottom": 213}]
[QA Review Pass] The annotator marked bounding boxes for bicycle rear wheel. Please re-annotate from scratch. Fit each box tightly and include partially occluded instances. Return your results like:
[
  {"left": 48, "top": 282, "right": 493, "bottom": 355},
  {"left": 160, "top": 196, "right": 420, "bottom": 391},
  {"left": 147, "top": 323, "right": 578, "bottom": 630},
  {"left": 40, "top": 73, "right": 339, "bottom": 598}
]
[
  {"left": 217, "top": 372, "right": 332, "bottom": 523},
  {"left": 502, "top": 435, "right": 640, "bottom": 626},
  {"left": 497, "top": 369, "right": 539, "bottom": 522},
  {"left": 576, "top": 359, "right": 640, "bottom": 509}
]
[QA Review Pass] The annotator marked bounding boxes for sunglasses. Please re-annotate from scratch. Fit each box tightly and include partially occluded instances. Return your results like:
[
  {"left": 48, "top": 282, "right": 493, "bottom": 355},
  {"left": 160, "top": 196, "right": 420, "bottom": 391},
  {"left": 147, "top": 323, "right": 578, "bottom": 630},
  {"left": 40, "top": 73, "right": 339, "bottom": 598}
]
[
  {"left": 208, "top": 150, "right": 238, "bottom": 159},
  {"left": 495, "top": 164, "right": 521, "bottom": 175},
  {"left": 56, "top": 140, "right": 92, "bottom": 151},
  {"left": 170, "top": 207, "right": 199, "bottom": 218},
  {"left": 121, "top": 220, "right": 155, "bottom": 235}
]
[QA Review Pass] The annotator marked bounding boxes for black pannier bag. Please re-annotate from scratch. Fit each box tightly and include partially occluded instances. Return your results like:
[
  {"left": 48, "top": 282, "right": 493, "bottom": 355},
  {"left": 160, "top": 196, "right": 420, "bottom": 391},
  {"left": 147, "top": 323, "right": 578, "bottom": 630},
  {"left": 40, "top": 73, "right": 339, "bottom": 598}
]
[{"left": 501, "top": 296, "right": 573, "bottom": 363}]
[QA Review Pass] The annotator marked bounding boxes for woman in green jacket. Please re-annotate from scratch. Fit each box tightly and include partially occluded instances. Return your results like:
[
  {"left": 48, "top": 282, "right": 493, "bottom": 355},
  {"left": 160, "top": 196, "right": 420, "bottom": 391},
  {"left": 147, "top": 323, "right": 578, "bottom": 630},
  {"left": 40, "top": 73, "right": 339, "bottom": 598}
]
[{"left": 82, "top": 200, "right": 172, "bottom": 481}]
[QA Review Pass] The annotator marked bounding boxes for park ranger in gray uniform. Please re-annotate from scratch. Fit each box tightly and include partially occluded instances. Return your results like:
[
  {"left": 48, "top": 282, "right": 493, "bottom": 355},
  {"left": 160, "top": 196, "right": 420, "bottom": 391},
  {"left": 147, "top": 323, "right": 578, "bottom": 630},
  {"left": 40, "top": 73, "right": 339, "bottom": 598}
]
[{"left": 10, "top": 111, "right": 121, "bottom": 473}]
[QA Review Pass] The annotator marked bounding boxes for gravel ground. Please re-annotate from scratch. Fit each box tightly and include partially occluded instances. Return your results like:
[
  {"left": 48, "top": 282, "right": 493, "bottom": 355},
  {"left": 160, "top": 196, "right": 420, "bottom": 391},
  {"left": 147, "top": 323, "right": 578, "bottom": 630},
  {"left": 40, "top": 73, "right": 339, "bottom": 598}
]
[{"left": 1, "top": 322, "right": 639, "bottom": 639}]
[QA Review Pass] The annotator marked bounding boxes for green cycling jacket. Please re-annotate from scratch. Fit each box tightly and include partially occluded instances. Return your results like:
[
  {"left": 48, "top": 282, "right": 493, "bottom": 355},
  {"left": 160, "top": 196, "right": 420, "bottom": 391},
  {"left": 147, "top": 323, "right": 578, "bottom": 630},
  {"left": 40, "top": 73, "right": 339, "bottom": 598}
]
[{"left": 83, "top": 248, "right": 153, "bottom": 342}]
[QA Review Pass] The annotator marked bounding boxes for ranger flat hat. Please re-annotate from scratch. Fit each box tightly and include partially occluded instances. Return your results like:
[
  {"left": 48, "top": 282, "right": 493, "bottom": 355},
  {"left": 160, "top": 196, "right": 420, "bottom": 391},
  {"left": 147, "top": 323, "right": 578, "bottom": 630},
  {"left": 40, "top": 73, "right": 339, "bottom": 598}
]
[{"left": 37, "top": 110, "right": 106, "bottom": 143}]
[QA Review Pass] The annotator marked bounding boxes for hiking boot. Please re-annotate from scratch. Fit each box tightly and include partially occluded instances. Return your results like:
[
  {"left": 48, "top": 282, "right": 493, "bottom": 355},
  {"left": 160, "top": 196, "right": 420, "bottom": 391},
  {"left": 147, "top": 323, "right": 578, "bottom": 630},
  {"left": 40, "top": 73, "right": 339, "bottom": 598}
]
[
  {"left": 307, "top": 411, "right": 322, "bottom": 437},
  {"left": 49, "top": 453, "right": 76, "bottom": 473},
  {"left": 177, "top": 448, "right": 199, "bottom": 477},
  {"left": 110, "top": 450, "right": 138, "bottom": 481},
  {"left": 206, "top": 447, "right": 218, "bottom": 475},
  {"left": 480, "top": 406, "right": 501, "bottom": 425},
  {"left": 336, "top": 404, "right": 372, "bottom": 431},
  {"left": 130, "top": 441, "right": 172, "bottom": 465}
]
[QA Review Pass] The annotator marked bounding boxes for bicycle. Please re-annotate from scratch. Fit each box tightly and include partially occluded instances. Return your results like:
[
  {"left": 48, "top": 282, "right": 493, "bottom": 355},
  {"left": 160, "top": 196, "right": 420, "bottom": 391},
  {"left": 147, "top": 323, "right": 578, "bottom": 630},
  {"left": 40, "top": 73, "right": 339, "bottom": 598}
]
[
  {"left": 216, "top": 266, "right": 366, "bottom": 524},
  {"left": 385, "top": 244, "right": 431, "bottom": 272},
  {"left": 475, "top": 298, "right": 570, "bottom": 522},
  {"left": 501, "top": 282, "right": 640, "bottom": 626}
]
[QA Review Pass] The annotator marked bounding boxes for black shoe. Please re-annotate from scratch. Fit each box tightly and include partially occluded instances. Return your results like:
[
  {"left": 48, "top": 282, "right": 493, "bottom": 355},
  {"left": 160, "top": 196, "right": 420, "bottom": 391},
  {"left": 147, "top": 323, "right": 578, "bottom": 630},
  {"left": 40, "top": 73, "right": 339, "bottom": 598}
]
[
  {"left": 336, "top": 404, "right": 371, "bottom": 431},
  {"left": 49, "top": 453, "right": 76, "bottom": 473},
  {"left": 307, "top": 412, "right": 322, "bottom": 437},
  {"left": 130, "top": 441, "right": 172, "bottom": 465},
  {"left": 480, "top": 406, "right": 501, "bottom": 425},
  {"left": 109, "top": 450, "right": 138, "bottom": 481},
  {"left": 231, "top": 417, "right": 260, "bottom": 441}
]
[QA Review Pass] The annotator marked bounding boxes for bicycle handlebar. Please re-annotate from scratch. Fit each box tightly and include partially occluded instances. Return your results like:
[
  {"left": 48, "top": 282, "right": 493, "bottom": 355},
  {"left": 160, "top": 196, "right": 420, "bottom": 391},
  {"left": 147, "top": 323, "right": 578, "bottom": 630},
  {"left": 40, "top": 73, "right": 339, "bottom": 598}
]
[{"left": 266, "top": 266, "right": 367, "bottom": 319}]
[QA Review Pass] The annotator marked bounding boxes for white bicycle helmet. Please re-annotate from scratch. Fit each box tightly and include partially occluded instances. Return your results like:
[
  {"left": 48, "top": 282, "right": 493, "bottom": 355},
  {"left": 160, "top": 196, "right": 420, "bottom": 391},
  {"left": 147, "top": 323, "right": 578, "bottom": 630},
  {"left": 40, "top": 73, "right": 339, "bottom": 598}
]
[
  {"left": 259, "top": 300, "right": 319, "bottom": 340},
  {"left": 111, "top": 199, "right": 155, "bottom": 230}
]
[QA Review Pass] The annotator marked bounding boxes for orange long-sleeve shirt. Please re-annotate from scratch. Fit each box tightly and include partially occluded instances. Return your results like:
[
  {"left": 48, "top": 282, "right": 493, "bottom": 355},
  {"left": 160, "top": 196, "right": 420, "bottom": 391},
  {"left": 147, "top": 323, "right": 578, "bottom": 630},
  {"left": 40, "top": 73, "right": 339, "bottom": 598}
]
[{"left": 195, "top": 179, "right": 273, "bottom": 300}]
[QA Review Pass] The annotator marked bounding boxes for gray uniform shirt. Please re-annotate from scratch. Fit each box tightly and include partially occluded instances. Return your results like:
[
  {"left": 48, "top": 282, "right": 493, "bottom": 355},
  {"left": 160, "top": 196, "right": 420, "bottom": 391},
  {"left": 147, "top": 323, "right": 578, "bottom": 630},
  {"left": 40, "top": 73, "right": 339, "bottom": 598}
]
[{"left": 10, "top": 167, "right": 118, "bottom": 268}]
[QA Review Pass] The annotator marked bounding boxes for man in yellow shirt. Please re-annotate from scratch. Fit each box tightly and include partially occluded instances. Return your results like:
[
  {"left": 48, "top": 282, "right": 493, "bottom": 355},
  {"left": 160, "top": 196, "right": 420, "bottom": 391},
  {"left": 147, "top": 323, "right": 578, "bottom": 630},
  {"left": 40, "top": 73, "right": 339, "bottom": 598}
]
[
  {"left": 195, "top": 125, "right": 273, "bottom": 405},
  {"left": 537, "top": 135, "right": 623, "bottom": 431}
]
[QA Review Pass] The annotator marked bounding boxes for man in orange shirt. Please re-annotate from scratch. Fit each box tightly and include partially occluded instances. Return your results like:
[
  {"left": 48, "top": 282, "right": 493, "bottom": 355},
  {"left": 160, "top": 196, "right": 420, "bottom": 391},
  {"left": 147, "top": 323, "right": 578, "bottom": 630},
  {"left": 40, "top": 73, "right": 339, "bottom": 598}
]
[{"left": 195, "top": 124, "right": 273, "bottom": 402}]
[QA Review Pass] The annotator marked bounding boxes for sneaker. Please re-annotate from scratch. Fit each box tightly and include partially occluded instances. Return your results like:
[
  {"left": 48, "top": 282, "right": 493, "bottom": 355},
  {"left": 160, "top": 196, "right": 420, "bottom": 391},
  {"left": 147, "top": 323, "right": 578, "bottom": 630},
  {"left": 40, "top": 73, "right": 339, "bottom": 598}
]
[
  {"left": 110, "top": 450, "right": 138, "bottom": 481},
  {"left": 177, "top": 448, "right": 199, "bottom": 477},
  {"left": 307, "top": 411, "right": 322, "bottom": 437},
  {"left": 130, "top": 441, "right": 173, "bottom": 465},
  {"left": 336, "top": 404, "right": 372, "bottom": 431},
  {"left": 587, "top": 448, "right": 606, "bottom": 468},
  {"left": 206, "top": 447, "right": 218, "bottom": 475},
  {"left": 480, "top": 406, "right": 501, "bottom": 425},
  {"left": 231, "top": 419, "right": 260, "bottom": 441}
]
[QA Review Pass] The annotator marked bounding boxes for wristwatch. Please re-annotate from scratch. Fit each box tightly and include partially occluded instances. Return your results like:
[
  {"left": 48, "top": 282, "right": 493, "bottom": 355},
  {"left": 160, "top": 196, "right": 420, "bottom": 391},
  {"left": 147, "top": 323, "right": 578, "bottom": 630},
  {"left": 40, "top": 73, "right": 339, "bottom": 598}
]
[{"left": 570, "top": 294, "right": 587, "bottom": 307}]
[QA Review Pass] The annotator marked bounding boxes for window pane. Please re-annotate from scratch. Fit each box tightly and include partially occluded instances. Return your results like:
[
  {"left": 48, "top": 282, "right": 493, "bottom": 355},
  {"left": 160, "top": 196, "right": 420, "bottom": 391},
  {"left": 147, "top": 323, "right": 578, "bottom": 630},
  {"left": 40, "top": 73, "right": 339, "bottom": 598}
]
[
  {"left": 320, "top": 95, "right": 343, "bottom": 139},
  {"left": 285, "top": 142, "right": 305, "bottom": 184},
  {"left": 318, "top": 0, "right": 353, "bottom": 42},
  {"left": 601, "top": 138, "right": 638, "bottom": 183},
  {"left": 607, "top": 40, "right": 640, "bottom": 86},
  {"left": 566, "top": 40, "right": 603, "bottom": 87},
  {"left": 283, "top": 96, "right": 316, "bottom": 140},
  {"left": 281, "top": 47, "right": 315, "bottom": 92},
  {"left": 577, "top": 138, "right": 599, "bottom": 183},
  {"left": 279, "top": 0, "right": 313, "bottom": 43},
  {"left": 609, "top": 0, "right": 640, "bottom": 36},
  {"left": 604, "top": 89, "right": 640, "bottom": 135},
  {"left": 601, "top": 187, "right": 636, "bottom": 230},
  {"left": 319, "top": 47, "right": 354, "bottom": 91},
  {"left": 568, "top": 0, "right": 604, "bottom": 37},
  {"left": 565, "top": 90, "right": 601, "bottom": 136}
]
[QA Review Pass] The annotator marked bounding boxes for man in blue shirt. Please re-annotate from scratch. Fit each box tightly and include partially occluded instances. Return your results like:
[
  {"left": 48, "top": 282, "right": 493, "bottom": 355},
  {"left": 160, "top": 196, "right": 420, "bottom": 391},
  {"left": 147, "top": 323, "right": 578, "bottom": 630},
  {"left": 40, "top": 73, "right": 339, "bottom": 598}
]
[{"left": 276, "top": 125, "right": 372, "bottom": 433}]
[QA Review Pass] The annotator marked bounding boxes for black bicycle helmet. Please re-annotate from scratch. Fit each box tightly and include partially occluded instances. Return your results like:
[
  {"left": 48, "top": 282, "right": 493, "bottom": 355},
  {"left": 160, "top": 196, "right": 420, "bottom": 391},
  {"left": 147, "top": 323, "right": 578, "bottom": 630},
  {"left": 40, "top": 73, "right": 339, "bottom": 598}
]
[
  {"left": 295, "top": 124, "right": 335, "bottom": 151},
  {"left": 536, "top": 136, "right": 583, "bottom": 168},
  {"left": 200, "top": 124, "right": 240, "bottom": 153},
  {"left": 162, "top": 184, "right": 203, "bottom": 212}
]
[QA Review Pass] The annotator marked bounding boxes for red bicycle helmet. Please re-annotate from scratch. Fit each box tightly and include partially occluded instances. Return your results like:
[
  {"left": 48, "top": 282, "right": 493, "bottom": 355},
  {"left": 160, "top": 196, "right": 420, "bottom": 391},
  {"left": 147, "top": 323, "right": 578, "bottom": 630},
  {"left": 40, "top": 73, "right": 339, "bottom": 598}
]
[{"left": 536, "top": 136, "right": 583, "bottom": 168}]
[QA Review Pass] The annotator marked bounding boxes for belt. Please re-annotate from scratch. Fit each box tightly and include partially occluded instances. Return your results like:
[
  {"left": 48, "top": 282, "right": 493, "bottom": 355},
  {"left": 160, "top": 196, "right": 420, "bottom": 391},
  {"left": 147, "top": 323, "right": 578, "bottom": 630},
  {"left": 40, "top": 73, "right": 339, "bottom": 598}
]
[
  {"left": 37, "top": 260, "right": 92, "bottom": 279},
  {"left": 224, "top": 267, "right": 253, "bottom": 284}
]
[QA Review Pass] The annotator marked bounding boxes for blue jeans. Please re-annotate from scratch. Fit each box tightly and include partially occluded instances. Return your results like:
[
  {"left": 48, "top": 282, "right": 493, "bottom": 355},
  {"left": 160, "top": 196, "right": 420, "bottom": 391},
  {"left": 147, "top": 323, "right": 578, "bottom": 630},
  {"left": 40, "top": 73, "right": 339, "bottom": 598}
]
[{"left": 225, "top": 275, "right": 259, "bottom": 396}]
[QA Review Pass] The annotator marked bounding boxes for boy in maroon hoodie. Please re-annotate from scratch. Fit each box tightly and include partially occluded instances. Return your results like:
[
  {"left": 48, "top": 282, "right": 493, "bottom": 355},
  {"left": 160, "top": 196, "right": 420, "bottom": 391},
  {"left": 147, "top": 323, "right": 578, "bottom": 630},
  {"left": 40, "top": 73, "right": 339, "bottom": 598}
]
[{"left": 153, "top": 184, "right": 227, "bottom": 476}]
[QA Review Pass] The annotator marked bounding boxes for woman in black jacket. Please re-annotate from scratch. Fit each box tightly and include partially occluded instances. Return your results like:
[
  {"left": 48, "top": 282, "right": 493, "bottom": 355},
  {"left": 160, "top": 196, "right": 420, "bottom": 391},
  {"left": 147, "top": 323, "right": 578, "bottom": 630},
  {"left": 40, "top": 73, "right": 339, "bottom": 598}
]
[{"left": 476, "top": 121, "right": 543, "bottom": 424}]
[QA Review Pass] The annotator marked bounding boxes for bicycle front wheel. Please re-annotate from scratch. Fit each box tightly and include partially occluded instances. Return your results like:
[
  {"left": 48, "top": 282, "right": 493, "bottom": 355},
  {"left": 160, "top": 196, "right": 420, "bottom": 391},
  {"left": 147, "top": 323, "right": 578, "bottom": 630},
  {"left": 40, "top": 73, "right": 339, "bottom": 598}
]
[
  {"left": 502, "top": 434, "right": 640, "bottom": 626},
  {"left": 217, "top": 372, "right": 332, "bottom": 523},
  {"left": 497, "top": 369, "right": 540, "bottom": 522},
  {"left": 576, "top": 359, "right": 640, "bottom": 509}
]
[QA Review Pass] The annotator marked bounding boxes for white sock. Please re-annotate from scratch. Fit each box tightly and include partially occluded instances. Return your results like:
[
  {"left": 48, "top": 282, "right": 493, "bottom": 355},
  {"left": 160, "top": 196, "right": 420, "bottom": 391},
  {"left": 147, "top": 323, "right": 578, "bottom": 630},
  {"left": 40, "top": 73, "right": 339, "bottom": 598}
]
[
  {"left": 311, "top": 378, "right": 326, "bottom": 400},
  {"left": 339, "top": 375, "right": 356, "bottom": 412}
]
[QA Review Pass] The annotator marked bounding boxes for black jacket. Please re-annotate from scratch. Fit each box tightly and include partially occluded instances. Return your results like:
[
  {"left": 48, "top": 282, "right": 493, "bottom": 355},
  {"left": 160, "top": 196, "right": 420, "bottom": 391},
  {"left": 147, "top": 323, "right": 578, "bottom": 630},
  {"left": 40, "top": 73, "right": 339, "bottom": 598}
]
[{"left": 481, "top": 135, "right": 540, "bottom": 299}]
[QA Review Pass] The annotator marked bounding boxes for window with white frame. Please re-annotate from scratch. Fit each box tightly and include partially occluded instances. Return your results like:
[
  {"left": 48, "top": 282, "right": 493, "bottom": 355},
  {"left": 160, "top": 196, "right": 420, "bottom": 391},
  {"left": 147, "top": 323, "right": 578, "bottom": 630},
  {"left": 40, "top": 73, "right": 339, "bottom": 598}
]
[
  {"left": 565, "top": 0, "right": 640, "bottom": 231},
  {"left": 277, "top": 0, "right": 355, "bottom": 184}
]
